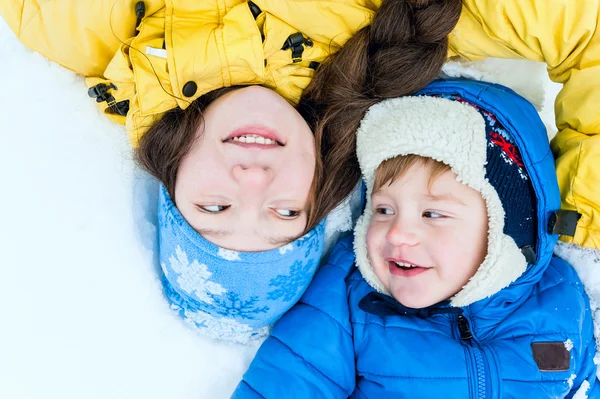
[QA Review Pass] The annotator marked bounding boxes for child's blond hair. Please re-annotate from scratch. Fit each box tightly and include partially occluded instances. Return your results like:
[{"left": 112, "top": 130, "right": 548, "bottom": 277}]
[{"left": 373, "top": 154, "right": 450, "bottom": 193}]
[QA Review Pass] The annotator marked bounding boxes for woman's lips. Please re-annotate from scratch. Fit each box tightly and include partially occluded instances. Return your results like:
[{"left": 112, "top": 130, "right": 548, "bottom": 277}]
[{"left": 224, "top": 125, "right": 284, "bottom": 145}]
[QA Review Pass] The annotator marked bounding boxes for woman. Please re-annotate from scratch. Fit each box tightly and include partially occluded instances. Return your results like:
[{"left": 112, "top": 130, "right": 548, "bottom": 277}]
[{"left": 2, "top": 0, "right": 598, "bottom": 341}]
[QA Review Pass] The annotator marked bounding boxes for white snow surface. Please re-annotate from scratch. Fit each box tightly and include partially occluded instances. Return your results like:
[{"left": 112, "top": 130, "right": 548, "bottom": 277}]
[
  {"left": 0, "top": 17, "right": 598, "bottom": 398},
  {"left": 0, "top": 20, "right": 259, "bottom": 399},
  {"left": 573, "top": 380, "right": 591, "bottom": 399}
]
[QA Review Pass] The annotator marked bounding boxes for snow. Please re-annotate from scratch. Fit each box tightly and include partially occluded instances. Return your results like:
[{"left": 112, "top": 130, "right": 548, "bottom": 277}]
[
  {"left": 568, "top": 374, "right": 577, "bottom": 389},
  {"left": 0, "top": 19, "right": 258, "bottom": 399},
  {"left": 555, "top": 242, "right": 600, "bottom": 376},
  {"left": 573, "top": 380, "right": 591, "bottom": 399},
  {"left": 0, "top": 15, "right": 598, "bottom": 399}
]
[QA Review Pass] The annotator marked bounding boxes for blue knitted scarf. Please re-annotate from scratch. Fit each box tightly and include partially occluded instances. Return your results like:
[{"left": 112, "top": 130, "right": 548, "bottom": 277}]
[{"left": 157, "top": 185, "right": 326, "bottom": 344}]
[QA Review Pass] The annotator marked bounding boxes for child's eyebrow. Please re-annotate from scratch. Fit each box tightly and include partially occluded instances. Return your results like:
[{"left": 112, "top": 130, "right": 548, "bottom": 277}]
[{"left": 424, "top": 193, "right": 466, "bottom": 206}]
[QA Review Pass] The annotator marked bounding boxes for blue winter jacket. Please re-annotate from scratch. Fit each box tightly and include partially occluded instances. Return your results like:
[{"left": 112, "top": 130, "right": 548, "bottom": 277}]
[{"left": 232, "top": 81, "right": 599, "bottom": 398}]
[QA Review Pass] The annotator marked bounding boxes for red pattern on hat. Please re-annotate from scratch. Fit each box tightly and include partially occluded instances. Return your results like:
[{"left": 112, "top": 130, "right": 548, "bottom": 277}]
[{"left": 489, "top": 132, "right": 524, "bottom": 167}]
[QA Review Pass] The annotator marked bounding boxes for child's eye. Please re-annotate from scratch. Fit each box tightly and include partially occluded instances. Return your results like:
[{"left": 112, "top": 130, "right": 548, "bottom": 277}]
[
  {"left": 376, "top": 207, "right": 395, "bottom": 215},
  {"left": 199, "top": 205, "right": 230, "bottom": 213},
  {"left": 275, "top": 209, "right": 302, "bottom": 219},
  {"left": 423, "top": 211, "right": 444, "bottom": 219}
]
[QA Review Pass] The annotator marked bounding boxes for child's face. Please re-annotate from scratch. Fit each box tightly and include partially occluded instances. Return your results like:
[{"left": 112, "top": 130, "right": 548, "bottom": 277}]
[{"left": 366, "top": 163, "right": 488, "bottom": 308}]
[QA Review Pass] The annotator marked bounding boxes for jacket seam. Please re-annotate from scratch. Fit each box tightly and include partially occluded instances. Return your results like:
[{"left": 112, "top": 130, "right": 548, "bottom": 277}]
[
  {"left": 242, "top": 382, "right": 267, "bottom": 398},
  {"left": 503, "top": 378, "right": 573, "bottom": 383},
  {"left": 359, "top": 371, "right": 467, "bottom": 380},
  {"left": 19, "top": 1, "right": 39, "bottom": 37},
  {"left": 270, "top": 335, "right": 352, "bottom": 397},
  {"left": 329, "top": 265, "right": 358, "bottom": 283},
  {"left": 501, "top": 332, "right": 579, "bottom": 340},
  {"left": 545, "top": 261, "right": 590, "bottom": 297},
  {"left": 323, "top": 261, "right": 354, "bottom": 276},
  {"left": 297, "top": 301, "right": 353, "bottom": 336},
  {"left": 571, "top": 141, "right": 583, "bottom": 218},
  {"left": 352, "top": 320, "right": 577, "bottom": 338}
]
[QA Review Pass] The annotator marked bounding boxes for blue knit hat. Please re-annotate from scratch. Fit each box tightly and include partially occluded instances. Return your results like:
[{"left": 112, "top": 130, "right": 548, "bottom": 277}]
[
  {"left": 157, "top": 185, "right": 326, "bottom": 344},
  {"left": 442, "top": 94, "right": 537, "bottom": 251}
]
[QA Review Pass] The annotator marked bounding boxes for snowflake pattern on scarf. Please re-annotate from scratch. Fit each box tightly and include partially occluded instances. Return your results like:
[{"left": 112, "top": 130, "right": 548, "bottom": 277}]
[{"left": 157, "top": 185, "right": 326, "bottom": 343}]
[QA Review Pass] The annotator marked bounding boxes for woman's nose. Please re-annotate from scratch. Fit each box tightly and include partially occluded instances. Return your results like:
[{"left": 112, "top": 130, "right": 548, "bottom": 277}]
[{"left": 232, "top": 165, "right": 273, "bottom": 190}]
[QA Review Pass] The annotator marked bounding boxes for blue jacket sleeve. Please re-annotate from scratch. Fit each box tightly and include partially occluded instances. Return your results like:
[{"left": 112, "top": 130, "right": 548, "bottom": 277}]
[{"left": 231, "top": 235, "right": 357, "bottom": 399}]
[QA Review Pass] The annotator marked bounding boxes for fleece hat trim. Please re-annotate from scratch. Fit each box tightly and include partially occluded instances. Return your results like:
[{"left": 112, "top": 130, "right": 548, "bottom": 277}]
[{"left": 353, "top": 96, "right": 528, "bottom": 307}]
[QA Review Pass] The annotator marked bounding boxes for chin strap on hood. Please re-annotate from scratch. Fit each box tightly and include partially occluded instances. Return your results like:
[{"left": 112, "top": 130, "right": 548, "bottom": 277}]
[{"left": 359, "top": 291, "right": 464, "bottom": 318}]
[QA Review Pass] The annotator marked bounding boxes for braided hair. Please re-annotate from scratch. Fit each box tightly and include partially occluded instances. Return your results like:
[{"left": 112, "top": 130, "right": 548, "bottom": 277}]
[{"left": 298, "top": 0, "right": 462, "bottom": 231}]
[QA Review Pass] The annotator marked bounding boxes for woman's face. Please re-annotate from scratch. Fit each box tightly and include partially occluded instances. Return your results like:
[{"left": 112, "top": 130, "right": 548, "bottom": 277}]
[{"left": 175, "top": 86, "right": 316, "bottom": 252}]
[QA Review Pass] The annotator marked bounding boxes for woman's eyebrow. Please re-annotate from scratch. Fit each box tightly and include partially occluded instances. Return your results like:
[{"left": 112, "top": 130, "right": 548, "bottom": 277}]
[
  {"left": 199, "top": 228, "right": 297, "bottom": 247},
  {"left": 265, "top": 233, "right": 300, "bottom": 246},
  {"left": 196, "top": 228, "right": 233, "bottom": 238}
]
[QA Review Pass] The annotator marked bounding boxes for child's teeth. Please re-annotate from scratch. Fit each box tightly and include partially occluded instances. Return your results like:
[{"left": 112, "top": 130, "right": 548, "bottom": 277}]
[
  {"left": 265, "top": 138, "right": 273, "bottom": 145},
  {"left": 256, "top": 137, "right": 265, "bottom": 144},
  {"left": 395, "top": 262, "right": 415, "bottom": 268},
  {"left": 246, "top": 136, "right": 256, "bottom": 143},
  {"left": 239, "top": 136, "right": 247, "bottom": 143}
]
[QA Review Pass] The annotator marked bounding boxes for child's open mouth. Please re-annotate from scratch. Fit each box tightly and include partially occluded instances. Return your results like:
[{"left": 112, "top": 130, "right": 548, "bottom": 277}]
[{"left": 387, "top": 261, "right": 429, "bottom": 278}]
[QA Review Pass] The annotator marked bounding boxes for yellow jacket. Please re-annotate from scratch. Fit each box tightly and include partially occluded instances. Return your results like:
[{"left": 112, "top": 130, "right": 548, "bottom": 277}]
[{"left": 2, "top": 0, "right": 599, "bottom": 248}]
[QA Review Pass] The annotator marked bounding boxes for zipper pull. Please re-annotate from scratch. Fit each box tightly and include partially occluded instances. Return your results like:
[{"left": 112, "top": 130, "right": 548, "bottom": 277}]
[{"left": 457, "top": 315, "right": 472, "bottom": 342}]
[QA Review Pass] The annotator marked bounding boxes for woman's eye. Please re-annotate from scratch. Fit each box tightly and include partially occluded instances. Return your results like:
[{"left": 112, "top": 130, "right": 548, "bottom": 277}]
[
  {"left": 275, "top": 209, "right": 301, "bottom": 219},
  {"left": 423, "top": 211, "right": 444, "bottom": 219},
  {"left": 376, "top": 207, "right": 394, "bottom": 215},
  {"left": 199, "top": 205, "right": 230, "bottom": 213}
]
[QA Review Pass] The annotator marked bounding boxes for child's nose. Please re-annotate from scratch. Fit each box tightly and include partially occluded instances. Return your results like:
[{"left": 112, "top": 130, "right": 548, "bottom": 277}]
[{"left": 385, "top": 224, "right": 419, "bottom": 247}]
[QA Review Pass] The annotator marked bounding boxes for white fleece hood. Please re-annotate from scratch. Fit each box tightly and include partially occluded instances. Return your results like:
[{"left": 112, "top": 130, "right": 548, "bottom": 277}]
[{"left": 353, "top": 96, "right": 527, "bottom": 307}]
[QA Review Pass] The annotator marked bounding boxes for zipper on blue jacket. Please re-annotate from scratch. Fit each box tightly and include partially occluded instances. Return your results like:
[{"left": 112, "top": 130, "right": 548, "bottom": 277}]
[{"left": 457, "top": 315, "right": 488, "bottom": 399}]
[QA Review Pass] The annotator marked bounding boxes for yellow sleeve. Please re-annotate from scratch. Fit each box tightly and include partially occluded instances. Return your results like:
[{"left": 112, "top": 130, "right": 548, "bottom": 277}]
[
  {"left": 449, "top": 0, "right": 600, "bottom": 248},
  {"left": 0, "top": 0, "right": 153, "bottom": 77}
]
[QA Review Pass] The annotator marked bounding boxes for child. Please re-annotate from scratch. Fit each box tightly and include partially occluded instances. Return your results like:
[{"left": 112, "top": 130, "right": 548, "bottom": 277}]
[{"left": 232, "top": 79, "right": 599, "bottom": 397}]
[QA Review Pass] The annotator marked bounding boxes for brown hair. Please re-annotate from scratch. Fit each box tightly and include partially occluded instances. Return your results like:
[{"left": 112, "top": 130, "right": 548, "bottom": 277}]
[
  {"left": 298, "top": 0, "right": 462, "bottom": 231},
  {"left": 373, "top": 155, "right": 450, "bottom": 193},
  {"left": 135, "top": 0, "right": 462, "bottom": 236}
]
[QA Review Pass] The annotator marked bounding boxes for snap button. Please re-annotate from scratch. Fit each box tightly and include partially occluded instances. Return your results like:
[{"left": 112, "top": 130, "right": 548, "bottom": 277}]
[{"left": 182, "top": 81, "right": 197, "bottom": 97}]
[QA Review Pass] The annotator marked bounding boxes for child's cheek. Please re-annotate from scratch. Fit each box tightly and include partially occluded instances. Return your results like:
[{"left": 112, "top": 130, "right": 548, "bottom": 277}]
[
  {"left": 365, "top": 225, "right": 377, "bottom": 254},
  {"left": 366, "top": 223, "right": 384, "bottom": 262},
  {"left": 429, "top": 231, "right": 458, "bottom": 262}
]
